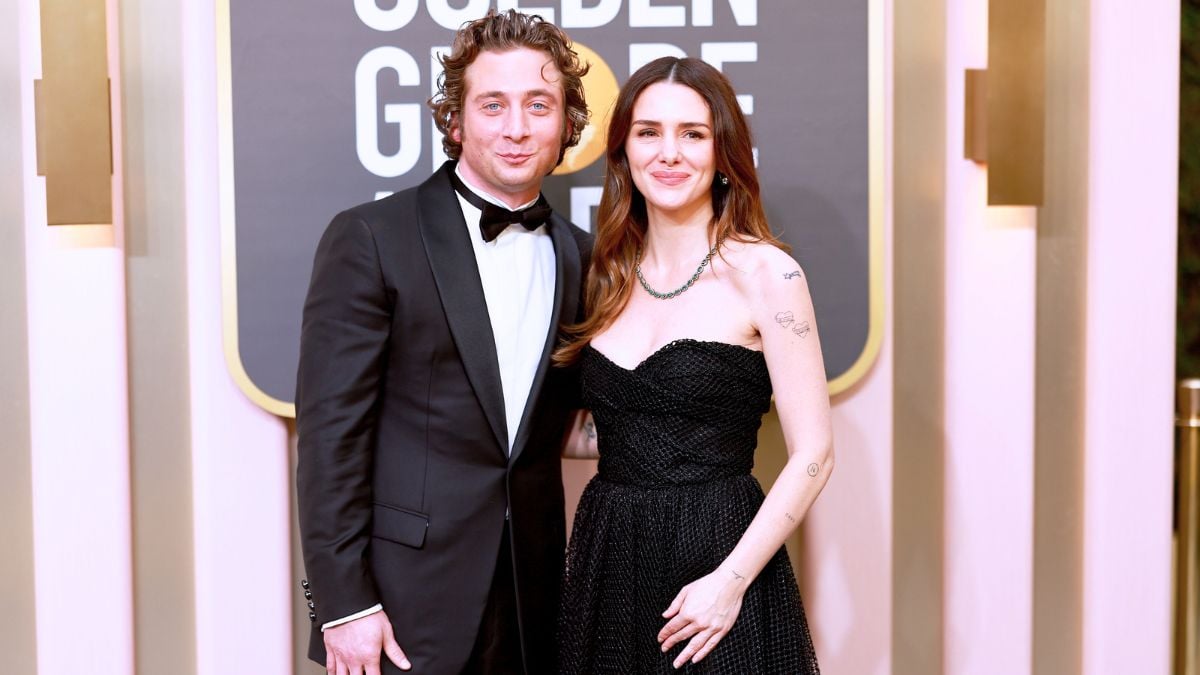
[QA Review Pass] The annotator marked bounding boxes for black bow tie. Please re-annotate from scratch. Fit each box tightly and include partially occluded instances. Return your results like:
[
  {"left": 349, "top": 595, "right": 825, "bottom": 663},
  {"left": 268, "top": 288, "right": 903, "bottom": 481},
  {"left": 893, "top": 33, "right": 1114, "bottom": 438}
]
[{"left": 449, "top": 170, "right": 552, "bottom": 243}]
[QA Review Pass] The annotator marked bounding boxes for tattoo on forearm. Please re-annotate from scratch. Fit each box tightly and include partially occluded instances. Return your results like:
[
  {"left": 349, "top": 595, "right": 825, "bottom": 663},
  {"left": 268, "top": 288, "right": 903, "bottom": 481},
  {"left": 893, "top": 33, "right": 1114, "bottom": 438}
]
[
  {"left": 774, "top": 311, "right": 810, "bottom": 338},
  {"left": 783, "top": 271, "right": 802, "bottom": 280},
  {"left": 807, "top": 463, "right": 819, "bottom": 477},
  {"left": 785, "top": 513, "right": 797, "bottom": 523},
  {"left": 584, "top": 420, "right": 596, "bottom": 440}
]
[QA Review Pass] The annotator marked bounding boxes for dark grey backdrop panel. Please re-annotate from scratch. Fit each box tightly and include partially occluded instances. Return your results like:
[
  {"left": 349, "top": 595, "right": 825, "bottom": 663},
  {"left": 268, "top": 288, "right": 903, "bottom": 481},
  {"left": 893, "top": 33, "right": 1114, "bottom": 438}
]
[{"left": 228, "top": 1, "right": 869, "bottom": 409}]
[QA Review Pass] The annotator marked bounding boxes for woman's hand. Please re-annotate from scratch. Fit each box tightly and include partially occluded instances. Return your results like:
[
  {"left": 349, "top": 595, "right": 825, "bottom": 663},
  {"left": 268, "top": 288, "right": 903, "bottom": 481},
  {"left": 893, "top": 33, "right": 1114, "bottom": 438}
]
[{"left": 657, "top": 568, "right": 748, "bottom": 668}]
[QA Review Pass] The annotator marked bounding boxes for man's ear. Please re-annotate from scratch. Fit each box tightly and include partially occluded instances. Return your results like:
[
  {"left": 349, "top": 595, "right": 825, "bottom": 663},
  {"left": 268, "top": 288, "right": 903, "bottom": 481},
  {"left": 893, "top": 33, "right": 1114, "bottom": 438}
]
[{"left": 449, "top": 113, "right": 461, "bottom": 143}]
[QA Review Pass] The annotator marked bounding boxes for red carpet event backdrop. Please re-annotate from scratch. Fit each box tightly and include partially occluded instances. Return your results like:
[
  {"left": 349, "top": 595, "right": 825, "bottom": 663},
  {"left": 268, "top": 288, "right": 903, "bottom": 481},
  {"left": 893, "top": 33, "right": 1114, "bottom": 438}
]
[{"left": 218, "top": 0, "right": 879, "bottom": 414}]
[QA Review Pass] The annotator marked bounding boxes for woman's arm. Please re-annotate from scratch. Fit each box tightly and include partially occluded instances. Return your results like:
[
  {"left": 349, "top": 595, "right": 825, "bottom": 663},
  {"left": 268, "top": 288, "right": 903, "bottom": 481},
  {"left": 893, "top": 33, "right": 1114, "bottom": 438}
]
[
  {"left": 561, "top": 408, "right": 600, "bottom": 459},
  {"left": 658, "top": 247, "right": 833, "bottom": 667}
]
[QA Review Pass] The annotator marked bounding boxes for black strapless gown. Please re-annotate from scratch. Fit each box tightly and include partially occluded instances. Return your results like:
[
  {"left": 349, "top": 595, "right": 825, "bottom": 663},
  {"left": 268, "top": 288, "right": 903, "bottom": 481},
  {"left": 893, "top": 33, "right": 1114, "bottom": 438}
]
[{"left": 559, "top": 339, "right": 820, "bottom": 674}]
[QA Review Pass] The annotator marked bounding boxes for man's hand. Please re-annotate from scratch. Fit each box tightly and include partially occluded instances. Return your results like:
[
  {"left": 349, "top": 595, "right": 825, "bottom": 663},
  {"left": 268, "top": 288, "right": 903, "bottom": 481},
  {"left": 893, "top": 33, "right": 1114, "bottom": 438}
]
[{"left": 323, "top": 610, "right": 411, "bottom": 674}]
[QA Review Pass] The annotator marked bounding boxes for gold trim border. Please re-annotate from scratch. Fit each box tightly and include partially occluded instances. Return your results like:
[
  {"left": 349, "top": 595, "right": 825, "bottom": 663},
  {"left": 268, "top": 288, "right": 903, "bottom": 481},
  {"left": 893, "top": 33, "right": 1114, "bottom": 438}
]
[
  {"left": 829, "top": 0, "right": 886, "bottom": 397},
  {"left": 217, "top": 2, "right": 886, "bottom": 416},
  {"left": 216, "top": 0, "right": 294, "bottom": 417}
]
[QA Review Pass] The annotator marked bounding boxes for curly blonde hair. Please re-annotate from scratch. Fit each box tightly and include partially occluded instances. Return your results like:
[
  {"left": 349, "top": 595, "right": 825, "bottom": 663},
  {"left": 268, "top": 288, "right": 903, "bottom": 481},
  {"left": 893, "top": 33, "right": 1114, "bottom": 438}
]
[{"left": 428, "top": 9, "right": 590, "bottom": 165}]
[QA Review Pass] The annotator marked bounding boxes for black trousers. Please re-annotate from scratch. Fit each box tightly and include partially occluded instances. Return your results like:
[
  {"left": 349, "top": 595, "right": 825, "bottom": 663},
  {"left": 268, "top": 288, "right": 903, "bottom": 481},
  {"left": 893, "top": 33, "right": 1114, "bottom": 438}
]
[{"left": 461, "top": 525, "right": 524, "bottom": 675}]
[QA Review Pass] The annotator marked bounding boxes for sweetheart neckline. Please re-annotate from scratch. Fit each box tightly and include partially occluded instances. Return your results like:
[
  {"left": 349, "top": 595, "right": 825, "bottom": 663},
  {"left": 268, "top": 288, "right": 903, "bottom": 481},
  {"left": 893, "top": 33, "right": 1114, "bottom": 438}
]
[{"left": 585, "top": 338, "right": 764, "bottom": 372}]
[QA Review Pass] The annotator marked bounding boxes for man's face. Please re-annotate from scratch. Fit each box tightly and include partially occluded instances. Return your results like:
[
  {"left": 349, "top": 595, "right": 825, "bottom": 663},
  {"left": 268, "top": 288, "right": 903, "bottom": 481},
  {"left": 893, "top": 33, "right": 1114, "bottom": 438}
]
[{"left": 452, "top": 48, "right": 568, "bottom": 208}]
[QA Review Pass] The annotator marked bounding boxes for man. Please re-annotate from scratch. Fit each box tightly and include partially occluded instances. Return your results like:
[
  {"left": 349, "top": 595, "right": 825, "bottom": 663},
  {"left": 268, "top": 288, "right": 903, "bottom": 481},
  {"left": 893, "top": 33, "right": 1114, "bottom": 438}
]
[{"left": 296, "top": 10, "right": 591, "bottom": 674}]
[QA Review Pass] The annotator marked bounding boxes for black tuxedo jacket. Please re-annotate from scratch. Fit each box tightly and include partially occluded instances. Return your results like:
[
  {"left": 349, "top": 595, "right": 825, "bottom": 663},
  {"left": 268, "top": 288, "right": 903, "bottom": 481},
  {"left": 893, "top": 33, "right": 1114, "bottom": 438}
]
[{"left": 296, "top": 162, "right": 592, "bottom": 674}]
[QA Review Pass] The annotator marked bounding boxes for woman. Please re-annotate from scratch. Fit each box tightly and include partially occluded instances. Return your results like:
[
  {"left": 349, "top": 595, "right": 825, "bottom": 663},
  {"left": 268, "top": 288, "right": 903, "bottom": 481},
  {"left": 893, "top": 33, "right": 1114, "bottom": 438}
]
[{"left": 557, "top": 56, "right": 831, "bottom": 674}]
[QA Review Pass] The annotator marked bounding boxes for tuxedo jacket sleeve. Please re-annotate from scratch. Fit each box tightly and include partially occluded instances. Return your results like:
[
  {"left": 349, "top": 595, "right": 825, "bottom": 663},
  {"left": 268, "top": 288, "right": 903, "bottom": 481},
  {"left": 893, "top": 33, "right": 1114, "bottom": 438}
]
[{"left": 295, "top": 209, "right": 391, "bottom": 621}]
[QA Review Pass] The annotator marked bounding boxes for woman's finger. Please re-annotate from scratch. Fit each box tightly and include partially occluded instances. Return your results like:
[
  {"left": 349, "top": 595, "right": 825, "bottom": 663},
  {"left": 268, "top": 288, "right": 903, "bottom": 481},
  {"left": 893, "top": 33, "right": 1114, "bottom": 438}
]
[
  {"left": 673, "top": 629, "right": 717, "bottom": 669},
  {"left": 662, "top": 589, "right": 686, "bottom": 619},
  {"left": 661, "top": 620, "right": 703, "bottom": 652},
  {"left": 690, "top": 628, "right": 728, "bottom": 664}
]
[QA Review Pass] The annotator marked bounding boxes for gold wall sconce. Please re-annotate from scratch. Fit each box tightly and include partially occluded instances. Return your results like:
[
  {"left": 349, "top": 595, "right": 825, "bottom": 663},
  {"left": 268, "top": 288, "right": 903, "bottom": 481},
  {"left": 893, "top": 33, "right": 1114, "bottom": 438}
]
[
  {"left": 965, "top": 0, "right": 1045, "bottom": 206},
  {"left": 34, "top": 0, "right": 113, "bottom": 226}
]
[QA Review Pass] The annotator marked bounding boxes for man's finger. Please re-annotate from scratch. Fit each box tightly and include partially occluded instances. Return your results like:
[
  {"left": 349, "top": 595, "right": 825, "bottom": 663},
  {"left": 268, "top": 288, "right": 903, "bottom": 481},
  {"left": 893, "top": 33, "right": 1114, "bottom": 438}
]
[
  {"left": 365, "top": 662, "right": 381, "bottom": 675},
  {"left": 383, "top": 632, "right": 412, "bottom": 671}
]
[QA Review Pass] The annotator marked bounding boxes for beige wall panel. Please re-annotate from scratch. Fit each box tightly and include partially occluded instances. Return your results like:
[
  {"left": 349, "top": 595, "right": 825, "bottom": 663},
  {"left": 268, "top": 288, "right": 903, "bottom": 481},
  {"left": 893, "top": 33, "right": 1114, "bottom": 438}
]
[
  {"left": 893, "top": 0, "right": 946, "bottom": 672},
  {"left": 121, "top": 0, "right": 197, "bottom": 671},
  {"left": 0, "top": 0, "right": 37, "bottom": 670},
  {"left": 1032, "top": 0, "right": 1090, "bottom": 672}
]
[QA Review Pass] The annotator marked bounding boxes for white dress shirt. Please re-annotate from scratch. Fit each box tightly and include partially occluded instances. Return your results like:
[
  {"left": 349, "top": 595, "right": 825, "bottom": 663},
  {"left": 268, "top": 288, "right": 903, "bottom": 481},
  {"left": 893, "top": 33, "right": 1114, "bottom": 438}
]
[{"left": 322, "top": 168, "right": 556, "bottom": 631}]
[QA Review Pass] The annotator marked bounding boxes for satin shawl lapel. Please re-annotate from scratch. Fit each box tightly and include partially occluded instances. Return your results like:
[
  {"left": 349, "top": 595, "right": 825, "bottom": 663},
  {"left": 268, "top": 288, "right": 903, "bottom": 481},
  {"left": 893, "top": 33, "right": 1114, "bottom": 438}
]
[
  {"left": 416, "top": 164, "right": 508, "bottom": 454},
  {"left": 509, "top": 212, "right": 581, "bottom": 465}
]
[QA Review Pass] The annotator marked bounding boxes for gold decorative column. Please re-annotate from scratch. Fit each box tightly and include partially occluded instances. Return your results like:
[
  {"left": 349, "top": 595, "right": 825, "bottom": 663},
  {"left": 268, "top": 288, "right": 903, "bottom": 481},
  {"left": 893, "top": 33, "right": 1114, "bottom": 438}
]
[
  {"left": 34, "top": 0, "right": 112, "bottom": 226},
  {"left": 1178, "top": 379, "right": 1200, "bottom": 675}
]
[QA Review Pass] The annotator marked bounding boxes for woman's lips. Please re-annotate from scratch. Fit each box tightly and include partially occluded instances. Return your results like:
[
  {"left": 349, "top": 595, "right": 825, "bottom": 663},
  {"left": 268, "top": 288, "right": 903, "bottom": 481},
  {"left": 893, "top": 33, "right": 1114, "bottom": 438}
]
[{"left": 651, "top": 171, "right": 689, "bottom": 186}]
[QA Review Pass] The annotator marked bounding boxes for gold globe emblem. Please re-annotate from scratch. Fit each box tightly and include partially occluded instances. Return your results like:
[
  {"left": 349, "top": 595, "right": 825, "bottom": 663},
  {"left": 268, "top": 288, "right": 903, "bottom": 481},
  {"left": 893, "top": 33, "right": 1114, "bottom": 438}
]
[{"left": 554, "top": 41, "right": 619, "bottom": 176}]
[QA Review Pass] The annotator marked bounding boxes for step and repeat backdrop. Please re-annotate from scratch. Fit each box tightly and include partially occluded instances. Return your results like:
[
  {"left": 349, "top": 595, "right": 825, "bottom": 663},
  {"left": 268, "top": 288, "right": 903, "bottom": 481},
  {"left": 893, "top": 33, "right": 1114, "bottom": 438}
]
[{"left": 218, "top": 0, "right": 879, "bottom": 415}]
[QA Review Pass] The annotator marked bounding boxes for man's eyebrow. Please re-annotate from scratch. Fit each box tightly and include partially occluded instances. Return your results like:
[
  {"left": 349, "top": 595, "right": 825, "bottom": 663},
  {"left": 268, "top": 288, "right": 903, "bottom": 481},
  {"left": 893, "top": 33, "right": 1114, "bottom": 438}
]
[{"left": 472, "top": 88, "right": 558, "bottom": 101}]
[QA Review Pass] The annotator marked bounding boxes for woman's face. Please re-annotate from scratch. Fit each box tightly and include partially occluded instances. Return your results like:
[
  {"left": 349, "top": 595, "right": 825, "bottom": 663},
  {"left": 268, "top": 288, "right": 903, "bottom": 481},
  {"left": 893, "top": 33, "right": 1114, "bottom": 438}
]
[{"left": 624, "top": 82, "right": 716, "bottom": 221}]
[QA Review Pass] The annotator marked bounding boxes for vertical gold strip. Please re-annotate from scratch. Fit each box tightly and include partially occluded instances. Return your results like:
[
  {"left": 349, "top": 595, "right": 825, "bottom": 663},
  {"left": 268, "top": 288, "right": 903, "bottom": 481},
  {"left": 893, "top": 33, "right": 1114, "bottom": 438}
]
[
  {"left": 1032, "top": 0, "right": 1089, "bottom": 671},
  {"left": 121, "top": 0, "right": 197, "bottom": 670},
  {"left": 964, "top": 69, "right": 988, "bottom": 163},
  {"left": 36, "top": 0, "right": 113, "bottom": 225},
  {"left": 894, "top": 0, "right": 946, "bottom": 671},
  {"left": 988, "top": 0, "right": 1046, "bottom": 205},
  {"left": 1176, "top": 380, "right": 1200, "bottom": 675},
  {"left": 0, "top": 0, "right": 37, "bottom": 671}
]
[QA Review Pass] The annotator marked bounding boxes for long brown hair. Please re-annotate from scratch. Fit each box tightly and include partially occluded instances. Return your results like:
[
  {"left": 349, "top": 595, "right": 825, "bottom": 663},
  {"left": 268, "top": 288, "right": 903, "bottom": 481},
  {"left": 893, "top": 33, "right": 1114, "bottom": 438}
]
[
  {"left": 428, "top": 9, "right": 590, "bottom": 166},
  {"left": 555, "top": 57, "right": 784, "bottom": 365}
]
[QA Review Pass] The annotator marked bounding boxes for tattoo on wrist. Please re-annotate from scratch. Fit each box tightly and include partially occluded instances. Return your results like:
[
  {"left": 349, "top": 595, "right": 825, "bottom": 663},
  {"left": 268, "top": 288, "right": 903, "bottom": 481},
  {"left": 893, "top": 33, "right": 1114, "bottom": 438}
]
[
  {"left": 783, "top": 271, "right": 802, "bottom": 280},
  {"left": 729, "top": 569, "right": 746, "bottom": 581},
  {"left": 584, "top": 421, "right": 596, "bottom": 440},
  {"left": 807, "top": 463, "right": 819, "bottom": 477}
]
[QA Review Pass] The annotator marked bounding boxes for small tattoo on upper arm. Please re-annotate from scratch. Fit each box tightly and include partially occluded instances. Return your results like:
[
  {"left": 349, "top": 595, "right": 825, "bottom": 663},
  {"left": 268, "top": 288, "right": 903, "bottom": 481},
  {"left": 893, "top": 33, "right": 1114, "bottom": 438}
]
[
  {"left": 783, "top": 271, "right": 802, "bottom": 280},
  {"left": 807, "top": 463, "right": 820, "bottom": 477},
  {"left": 584, "top": 420, "right": 596, "bottom": 440},
  {"left": 776, "top": 311, "right": 810, "bottom": 338}
]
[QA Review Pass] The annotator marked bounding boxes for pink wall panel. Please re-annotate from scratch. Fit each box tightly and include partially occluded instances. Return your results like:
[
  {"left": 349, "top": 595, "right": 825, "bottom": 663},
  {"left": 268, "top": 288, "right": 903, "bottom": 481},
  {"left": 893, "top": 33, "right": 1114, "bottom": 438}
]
[{"left": 1082, "top": 1, "right": 1178, "bottom": 671}]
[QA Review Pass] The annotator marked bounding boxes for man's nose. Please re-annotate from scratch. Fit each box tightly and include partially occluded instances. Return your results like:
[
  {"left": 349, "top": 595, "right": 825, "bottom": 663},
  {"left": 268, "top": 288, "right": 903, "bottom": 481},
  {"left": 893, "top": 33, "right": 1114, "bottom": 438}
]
[{"left": 503, "top": 108, "right": 530, "bottom": 140}]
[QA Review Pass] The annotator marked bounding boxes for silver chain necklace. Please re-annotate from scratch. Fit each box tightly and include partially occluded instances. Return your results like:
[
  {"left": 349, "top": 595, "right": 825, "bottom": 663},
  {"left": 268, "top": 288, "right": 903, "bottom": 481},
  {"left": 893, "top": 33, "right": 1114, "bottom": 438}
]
[{"left": 635, "top": 240, "right": 722, "bottom": 300}]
